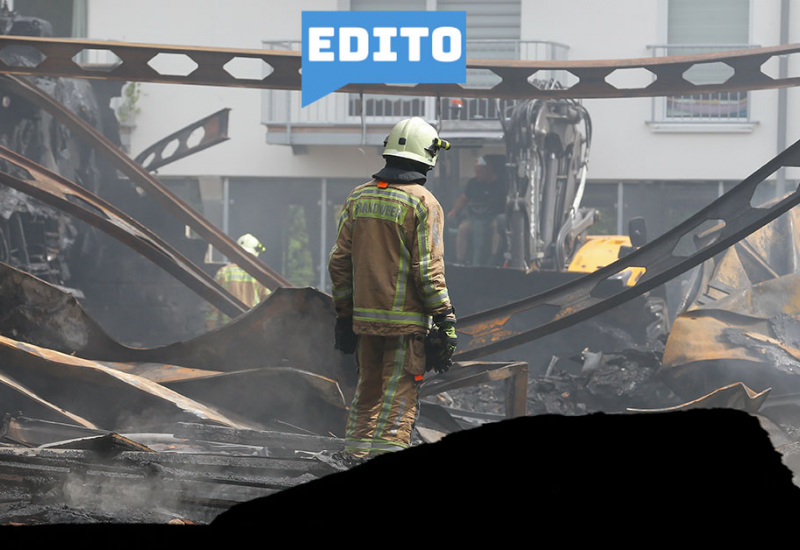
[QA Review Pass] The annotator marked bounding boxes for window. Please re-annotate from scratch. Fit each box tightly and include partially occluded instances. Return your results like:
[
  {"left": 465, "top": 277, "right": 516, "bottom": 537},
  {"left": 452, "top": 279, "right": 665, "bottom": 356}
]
[
  {"left": 347, "top": 0, "right": 523, "bottom": 122},
  {"left": 347, "top": 0, "right": 429, "bottom": 120},
  {"left": 437, "top": 0, "right": 522, "bottom": 122},
  {"left": 658, "top": 0, "right": 751, "bottom": 122}
]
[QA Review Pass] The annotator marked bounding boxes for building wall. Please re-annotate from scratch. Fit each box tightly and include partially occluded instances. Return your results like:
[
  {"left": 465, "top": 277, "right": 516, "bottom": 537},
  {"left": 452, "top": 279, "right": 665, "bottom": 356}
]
[{"left": 81, "top": 0, "right": 800, "bottom": 184}]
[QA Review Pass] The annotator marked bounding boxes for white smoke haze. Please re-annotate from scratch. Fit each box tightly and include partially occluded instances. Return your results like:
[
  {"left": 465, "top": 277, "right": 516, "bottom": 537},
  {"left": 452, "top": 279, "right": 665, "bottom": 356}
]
[{"left": 61, "top": 469, "right": 187, "bottom": 523}]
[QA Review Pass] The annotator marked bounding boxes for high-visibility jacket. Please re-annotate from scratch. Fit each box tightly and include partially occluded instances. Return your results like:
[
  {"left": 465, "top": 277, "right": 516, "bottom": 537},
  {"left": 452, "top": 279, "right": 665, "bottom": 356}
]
[
  {"left": 328, "top": 178, "right": 452, "bottom": 336},
  {"left": 205, "top": 263, "right": 271, "bottom": 330}
]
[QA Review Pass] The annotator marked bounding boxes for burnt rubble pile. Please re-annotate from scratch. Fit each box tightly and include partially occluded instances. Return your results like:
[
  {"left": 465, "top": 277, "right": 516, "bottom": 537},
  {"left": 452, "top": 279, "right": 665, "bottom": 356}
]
[{"left": 444, "top": 342, "right": 682, "bottom": 418}]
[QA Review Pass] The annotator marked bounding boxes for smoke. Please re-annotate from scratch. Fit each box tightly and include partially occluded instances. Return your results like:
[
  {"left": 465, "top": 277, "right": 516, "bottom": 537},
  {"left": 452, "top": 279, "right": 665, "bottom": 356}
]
[{"left": 61, "top": 468, "right": 188, "bottom": 523}]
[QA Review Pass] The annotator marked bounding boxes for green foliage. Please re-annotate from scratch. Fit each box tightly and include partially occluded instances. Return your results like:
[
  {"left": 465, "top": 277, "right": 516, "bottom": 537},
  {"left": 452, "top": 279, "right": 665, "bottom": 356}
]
[
  {"left": 285, "top": 205, "right": 314, "bottom": 286},
  {"left": 117, "top": 82, "right": 141, "bottom": 124}
]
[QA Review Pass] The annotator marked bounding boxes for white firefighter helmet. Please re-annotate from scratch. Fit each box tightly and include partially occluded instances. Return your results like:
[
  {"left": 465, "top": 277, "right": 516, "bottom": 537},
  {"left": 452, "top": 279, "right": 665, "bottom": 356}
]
[
  {"left": 237, "top": 233, "right": 265, "bottom": 256},
  {"left": 382, "top": 117, "right": 450, "bottom": 167}
]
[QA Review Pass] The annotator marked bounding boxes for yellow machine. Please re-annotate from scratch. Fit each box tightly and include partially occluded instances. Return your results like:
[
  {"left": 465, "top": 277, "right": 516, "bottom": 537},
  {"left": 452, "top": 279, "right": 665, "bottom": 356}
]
[{"left": 567, "top": 235, "right": 646, "bottom": 286}]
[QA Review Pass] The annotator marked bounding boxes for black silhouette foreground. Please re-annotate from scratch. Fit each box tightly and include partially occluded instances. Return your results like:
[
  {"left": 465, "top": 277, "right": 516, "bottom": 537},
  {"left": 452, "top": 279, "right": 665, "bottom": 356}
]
[{"left": 214, "top": 408, "right": 799, "bottom": 532}]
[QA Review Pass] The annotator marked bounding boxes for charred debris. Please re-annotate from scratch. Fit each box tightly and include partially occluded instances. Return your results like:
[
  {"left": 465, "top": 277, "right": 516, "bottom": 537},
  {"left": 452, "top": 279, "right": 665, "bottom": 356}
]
[{"left": 0, "top": 8, "right": 799, "bottom": 527}]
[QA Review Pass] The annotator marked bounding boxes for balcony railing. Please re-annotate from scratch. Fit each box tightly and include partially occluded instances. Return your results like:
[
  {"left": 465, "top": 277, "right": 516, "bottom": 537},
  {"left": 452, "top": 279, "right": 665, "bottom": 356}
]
[
  {"left": 647, "top": 43, "right": 758, "bottom": 124},
  {"left": 262, "top": 39, "right": 569, "bottom": 145}
]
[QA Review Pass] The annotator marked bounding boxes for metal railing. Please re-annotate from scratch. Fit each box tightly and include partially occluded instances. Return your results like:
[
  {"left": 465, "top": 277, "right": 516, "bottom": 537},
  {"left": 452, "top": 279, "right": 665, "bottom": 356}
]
[
  {"left": 262, "top": 39, "right": 569, "bottom": 141},
  {"left": 648, "top": 44, "right": 758, "bottom": 123}
]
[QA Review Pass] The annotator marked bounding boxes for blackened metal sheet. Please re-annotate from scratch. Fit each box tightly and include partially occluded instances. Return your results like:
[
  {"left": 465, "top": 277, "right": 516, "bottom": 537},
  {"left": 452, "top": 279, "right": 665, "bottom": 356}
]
[
  {"left": 0, "top": 146, "right": 248, "bottom": 318},
  {"left": 134, "top": 108, "right": 230, "bottom": 172},
  {"left": 0, "top": 261, "right": 140, "bottom": 357},
  {"left": 158, "top": 367, "right": 348, "bottom": 437},
  {"left": 0, "top": 36, "right": 799, "bottom": 100},
  {"left": 0, "top": 263, "right": 353, "bottom": 398},
  {"left": 127, "top": 287, "right": 350, "bottom": 391}
]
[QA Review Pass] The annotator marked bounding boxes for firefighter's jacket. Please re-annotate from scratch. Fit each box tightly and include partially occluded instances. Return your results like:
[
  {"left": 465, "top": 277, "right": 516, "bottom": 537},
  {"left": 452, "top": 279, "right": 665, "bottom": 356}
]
[
  {"left": 328, "top": 178, "right": 452, "bottom": 336},
  {"left": 205, "top": 264, "right": 271, "bottom": 330}
]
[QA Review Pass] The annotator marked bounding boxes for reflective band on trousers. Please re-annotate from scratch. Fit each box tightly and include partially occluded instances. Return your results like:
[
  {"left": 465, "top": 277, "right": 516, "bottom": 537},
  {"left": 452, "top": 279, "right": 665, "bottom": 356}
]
[
  {"left": 354, "top": 308, "right": 430, "bottom": 327},
  {"left": 344, "top": 438, "right": 408, "bottom": 456}
]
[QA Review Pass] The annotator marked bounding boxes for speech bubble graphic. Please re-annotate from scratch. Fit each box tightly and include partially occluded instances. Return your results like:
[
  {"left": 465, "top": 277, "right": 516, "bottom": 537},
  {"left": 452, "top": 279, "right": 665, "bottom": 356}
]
[{"left": 301, "top": 11, "right": 466, "bottom": 107}]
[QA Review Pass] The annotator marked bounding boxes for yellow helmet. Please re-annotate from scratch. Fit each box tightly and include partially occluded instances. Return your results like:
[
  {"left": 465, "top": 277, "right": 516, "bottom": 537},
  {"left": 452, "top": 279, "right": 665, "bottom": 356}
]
[
  {"left": 382, "top": 117, "right": 450, "bottom": 167},
  {"left": 237, "top": 233, "right": 265, "bottom": 256}
]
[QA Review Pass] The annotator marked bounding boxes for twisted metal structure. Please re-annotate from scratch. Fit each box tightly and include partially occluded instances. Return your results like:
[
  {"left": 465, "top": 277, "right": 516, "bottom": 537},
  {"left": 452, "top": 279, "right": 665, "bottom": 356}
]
[{"left": 1, "top": 36, "right": 799, "bottom": 358}]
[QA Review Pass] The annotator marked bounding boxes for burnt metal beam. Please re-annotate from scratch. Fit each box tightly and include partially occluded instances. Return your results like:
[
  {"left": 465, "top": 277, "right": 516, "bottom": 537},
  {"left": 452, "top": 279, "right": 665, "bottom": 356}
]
[
  {"left": 0, "top": 74, "right": 291, "bottom": 291},
  {"left": 134, "top": 108, "right": 230, "bottom": 172},
  {"left": 0, "top": 145, "right": 248, "bottom": 318},
  {"left": 0, "top": 36, "right": 798, "bottom": 99},
  {"left": 1, "top": 415, "right": 108, "bottom": 447}
]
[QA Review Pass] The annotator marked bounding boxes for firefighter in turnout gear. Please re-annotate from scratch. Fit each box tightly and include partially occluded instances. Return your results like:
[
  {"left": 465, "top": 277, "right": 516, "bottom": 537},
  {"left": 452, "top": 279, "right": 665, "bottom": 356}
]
[
  {"left": 205, "top": 233, "right": 271, "bottom": 331},
  {"left": 328, "top": 117, "right": 457, "bottom": 458}
]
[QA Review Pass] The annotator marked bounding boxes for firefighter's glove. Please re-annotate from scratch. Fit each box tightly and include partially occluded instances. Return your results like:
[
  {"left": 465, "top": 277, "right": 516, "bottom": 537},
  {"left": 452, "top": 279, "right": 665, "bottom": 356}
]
[
  {"left": 334, "top": 317, "right": 357, "bottom": 354},
  {"left": 426, "top": 311, "right": 457, "bottom": 374}
]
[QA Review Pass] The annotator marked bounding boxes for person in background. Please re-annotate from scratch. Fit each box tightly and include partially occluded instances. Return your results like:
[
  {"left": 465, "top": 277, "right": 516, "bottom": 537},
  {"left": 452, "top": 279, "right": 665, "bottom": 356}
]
[
  {"left": 447, "top": 155, "right": 508, "bottom": 266},
  {"left": 205, "top": 233, "right": 271, "bottom": 331}
]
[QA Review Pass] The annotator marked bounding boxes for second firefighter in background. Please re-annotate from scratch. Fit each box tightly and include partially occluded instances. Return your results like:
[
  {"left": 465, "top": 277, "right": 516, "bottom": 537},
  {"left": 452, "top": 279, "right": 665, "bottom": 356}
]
[
  {"left": 328, "top": 117, "right": 457, "bottom": 459},
  {"left": 205, "top": 233, "right": 271, "bottom": 331}
]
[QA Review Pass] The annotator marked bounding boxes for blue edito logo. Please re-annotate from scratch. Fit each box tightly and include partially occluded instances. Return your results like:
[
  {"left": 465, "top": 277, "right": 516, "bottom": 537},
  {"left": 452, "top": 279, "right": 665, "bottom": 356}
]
[{"left": 301, "top": 11, "right": 467, "bottom": 107}]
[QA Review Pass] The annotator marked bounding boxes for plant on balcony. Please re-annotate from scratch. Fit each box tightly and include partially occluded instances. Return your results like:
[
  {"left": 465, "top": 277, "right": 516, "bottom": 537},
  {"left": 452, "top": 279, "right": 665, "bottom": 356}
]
[{"left": 116, "top": 82, "right": 141, "bottom": 125}]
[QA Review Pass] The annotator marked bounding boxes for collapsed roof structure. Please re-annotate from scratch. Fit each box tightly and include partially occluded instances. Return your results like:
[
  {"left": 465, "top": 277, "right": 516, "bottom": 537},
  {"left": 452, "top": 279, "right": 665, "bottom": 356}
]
[{"left": 2, "top": 8, "right": 800, "bottom": 524}]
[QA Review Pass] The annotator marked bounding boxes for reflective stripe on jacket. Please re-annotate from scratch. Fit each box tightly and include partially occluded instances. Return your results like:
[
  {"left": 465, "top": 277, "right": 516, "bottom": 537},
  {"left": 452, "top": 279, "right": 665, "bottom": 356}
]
[
  {"left": 205, "top": 264, "right": 271, "bottom": 330},
  {"left": 328, "top": 179, "right": 452, "bottom": 336}
]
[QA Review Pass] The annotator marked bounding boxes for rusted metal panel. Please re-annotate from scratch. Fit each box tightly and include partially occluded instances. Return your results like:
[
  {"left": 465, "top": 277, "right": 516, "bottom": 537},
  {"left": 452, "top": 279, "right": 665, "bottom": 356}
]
[
  {"left": 134, "top": 108, "right": 230, "bottom": 172},
  {"left": 1, "top": 415, "right": 107, "bottom": 447},
  {"left": 0, "top": 36, "right": 798, "bottom": 99},
  {"left": 0, "top": 146, "right": 248, "bottom": 318},
  {"left": 42, "top": 432, "right": 157, "bottom": 455},
  {"left": 626, "top": 382, "right": 771, "bottom": 414},
  {"left": 661, "top": 273, "right": 800, "bottom": 399},
  {"left": 104, "top": 363, "right": 349, "bottom": 437},
  {"left": 659, "top": 206, "right": 800, "bottom": 399},
  {"left": 0, "top": 333, "right": 253, "bottom": 431},
  {"left": 0, "top": 74, "right": 291, "bottom": 292}
]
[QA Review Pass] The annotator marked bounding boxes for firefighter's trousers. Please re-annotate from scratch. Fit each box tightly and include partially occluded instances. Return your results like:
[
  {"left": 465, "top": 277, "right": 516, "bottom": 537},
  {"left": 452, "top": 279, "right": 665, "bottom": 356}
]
[{"left": 344, "top": 332, "right": 426, "bottom": 458}]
